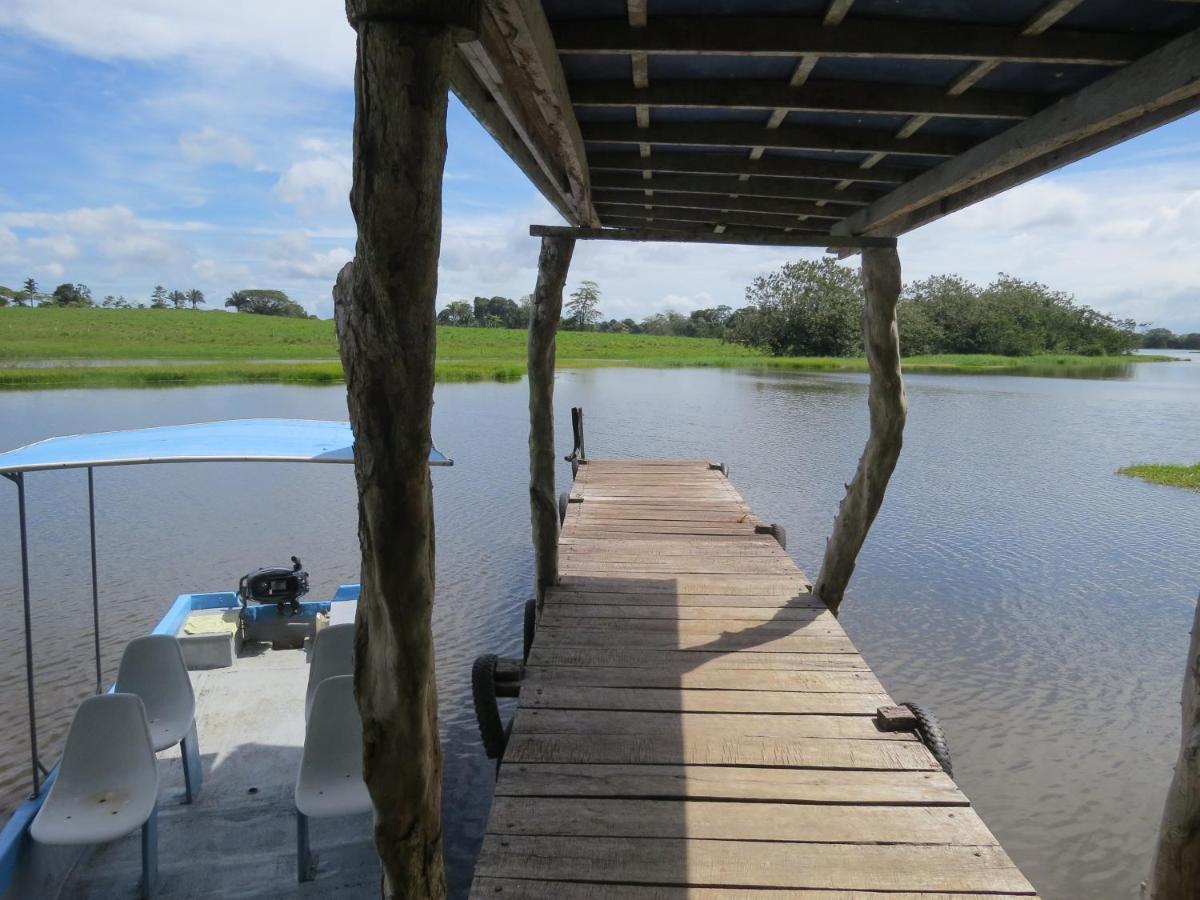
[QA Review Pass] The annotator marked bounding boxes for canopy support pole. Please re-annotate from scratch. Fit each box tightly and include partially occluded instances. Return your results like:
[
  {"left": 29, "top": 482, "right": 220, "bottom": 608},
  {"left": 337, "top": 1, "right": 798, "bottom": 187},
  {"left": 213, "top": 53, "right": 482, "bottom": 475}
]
[
  {"left": 335, "top": 3, "right": 481, "bottom": 896},
  {"left": 528, "top": 235, "right": 575, "bottom": 612},
  {"left": 814, "top": 245, "right": 907, "bottom": 615},
  {"left": 87, "top": 467, "right": 101, "bottom": 695},
  {"left": 4, "top": 472, "right": 41, "bottom": 796}
]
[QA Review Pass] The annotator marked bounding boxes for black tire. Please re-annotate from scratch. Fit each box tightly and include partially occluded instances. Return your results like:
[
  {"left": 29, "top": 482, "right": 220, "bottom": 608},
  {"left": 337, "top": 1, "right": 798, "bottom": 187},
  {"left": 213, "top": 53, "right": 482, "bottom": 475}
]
[
  {"left": 523, "top": 597, "right": 537, "bottom": 663},
  {"left": 768, "top": 523, "right": 786, "bottom": 551},
  {"left": 472, "top": 654, "right": 507, "bottom": 760},
  {"left": 558, "top": 491, "right": 569, "bottom": 525},
  {"left": 902, "top": 701, "right": 953, "bottom": 776}
]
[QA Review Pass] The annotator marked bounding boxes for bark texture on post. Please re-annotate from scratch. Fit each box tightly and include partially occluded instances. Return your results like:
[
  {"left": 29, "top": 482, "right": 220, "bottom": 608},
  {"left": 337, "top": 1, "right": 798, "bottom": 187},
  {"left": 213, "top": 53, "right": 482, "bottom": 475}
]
[
  {"left": 813, "top": 246, "right": 907, "bottom": 616},
  {"left": 335, "top": 10, "right": 453, "bottom": 897},
  {"left": 1144, "top": 597, "right": 1200, "bottom": 899},
  {"left": 528, "top": 236, "right": 575, "bottom": 609}
]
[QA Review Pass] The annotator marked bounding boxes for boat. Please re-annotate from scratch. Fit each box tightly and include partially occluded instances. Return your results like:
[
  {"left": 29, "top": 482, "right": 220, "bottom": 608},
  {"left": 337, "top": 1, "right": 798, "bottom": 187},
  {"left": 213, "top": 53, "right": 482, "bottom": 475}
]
[{"left": 0, "top": 419, "right": 451, "bottom": 898}]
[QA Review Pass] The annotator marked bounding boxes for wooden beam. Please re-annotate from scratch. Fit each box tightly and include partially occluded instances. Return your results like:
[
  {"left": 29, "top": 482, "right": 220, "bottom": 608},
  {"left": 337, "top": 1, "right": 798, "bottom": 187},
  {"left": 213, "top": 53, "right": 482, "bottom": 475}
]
[
  {"left": 592, "top": 171, "right": 882, "bottom": 205},
  {"left": 529, "top": 236, "right": 574, "bottom": 607},
  {"left": 530, "top": 223, "right": 896, "bottom": 249},
  {"left": 587, "top": 150, "right": 914, "bottom": 185},
  {"left": 823, "top": 0, "right": 856, "bottom": 27},
  {"left": 832, "top": 26, "right": 1200, "bottom": 237},
  {"left": 580, "top": 121, "right": 975, "bottom": 157},
  {"left": 593, "top": 189, "right": 856, "bottom": 219},
  {"left": 595, "top": 204, "right": 832, "bottom": 230},
  {"left": 456, "top": 0, "right": 596, "bottom": 225},
  {"left": 552, "top": 17, "right": 1156, "bottom": 65},
  {"left": 571, "top": 80, "right": 1043, "bottom": 119},
  {"left": 814, "top": 246, "right": 907, "bottom": 614}
]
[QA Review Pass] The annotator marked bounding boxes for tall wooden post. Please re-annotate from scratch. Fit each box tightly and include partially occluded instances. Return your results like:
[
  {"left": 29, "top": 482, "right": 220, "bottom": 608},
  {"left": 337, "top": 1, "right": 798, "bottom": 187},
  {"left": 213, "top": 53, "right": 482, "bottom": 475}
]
[
  {"left": 1144, "top": 596, "right": 1200, "bottom": 899},
  {"left": 814, "top": 246, "right": 907, "bottom": 615},
  {"left": 335, "top": 3, "right": 479, "bottom": 897},
  {"left": 528, "top": 236, "right": 575, "bottom": 609}
]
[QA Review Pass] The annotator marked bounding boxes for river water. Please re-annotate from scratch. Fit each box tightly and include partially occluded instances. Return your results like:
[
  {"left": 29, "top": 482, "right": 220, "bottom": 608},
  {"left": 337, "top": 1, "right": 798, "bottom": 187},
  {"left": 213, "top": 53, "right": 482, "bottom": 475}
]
[{"left": 0, "top": 356, "right": 1196, "bottom": 898}]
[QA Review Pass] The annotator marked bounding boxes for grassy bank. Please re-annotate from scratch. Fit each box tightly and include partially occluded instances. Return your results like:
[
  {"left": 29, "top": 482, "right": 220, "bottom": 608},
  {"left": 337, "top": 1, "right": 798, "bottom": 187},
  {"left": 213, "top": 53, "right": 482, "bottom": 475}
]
[
  {"left": 1118, "top": 463, "right": 1200, "bottom": 492},
  {"left": 0, "top": 307, "right": 1172, "bottom": 389}
]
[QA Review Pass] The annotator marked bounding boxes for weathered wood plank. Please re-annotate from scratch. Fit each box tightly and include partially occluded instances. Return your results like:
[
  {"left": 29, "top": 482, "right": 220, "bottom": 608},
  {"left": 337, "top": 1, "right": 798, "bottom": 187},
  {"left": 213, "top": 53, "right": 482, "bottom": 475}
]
[
  {"left": 471, "top": 879, "right": 1035, "bottom": 899},
  {"left": 588, "top": 153, "right": 908, "bottom": 188},
  {"left": 522, "top": 686, "right": 891, "bottom": 715},
  {"left": 526, "top": 647, "right": 869, "bottom": 671},
  {"left": 534, "top": 626, "right": 853, "bottom": 654},
  {"left": 558, "top": 558, "right": 801, "bottom": 576},
  {"left": 540, "top": 603, "right": 824, "bottom": 621},
  {"left": 520, "top": 665, "right": 883, "bottom": 693},
  {"left": 475, "top": 836, "right": 1034, "bottom": 892},
  {"left": 488, "top": 797, "right": 998, "bottom": 845},
  {"left": 511, "top": 709, "right": 911, "bottom": 742},
  {"left": 556, "top": 575, "right": 810, "bottom": 595},
  {"left": 503, "top": 733, "right": 938, "bottom": 769},
  {"left": 545, "top": 590, "right": 822, "bottom": 609},
  {"left": 536, "top": 615, "right": 840, "bottom": 636},
  {"left": 493, "top": 763, "right": 966, "bottom": 805}
]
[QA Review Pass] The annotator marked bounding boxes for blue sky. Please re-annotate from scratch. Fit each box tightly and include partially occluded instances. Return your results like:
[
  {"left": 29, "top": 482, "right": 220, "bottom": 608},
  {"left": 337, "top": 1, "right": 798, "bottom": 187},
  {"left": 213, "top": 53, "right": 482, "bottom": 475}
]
[{"left": 1, "top": 2, "right": 1197, "bottom": 331}]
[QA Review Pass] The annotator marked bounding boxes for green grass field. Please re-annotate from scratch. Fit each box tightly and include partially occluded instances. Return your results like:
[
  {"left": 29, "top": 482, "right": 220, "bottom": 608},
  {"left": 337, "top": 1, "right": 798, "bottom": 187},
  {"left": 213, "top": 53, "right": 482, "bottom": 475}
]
[
  {"left": 0, "top": 307, "right": 1170, "bottom": 389},
  {"left": 1117, "top": 463, "right": 1200, "bottom": 492}
]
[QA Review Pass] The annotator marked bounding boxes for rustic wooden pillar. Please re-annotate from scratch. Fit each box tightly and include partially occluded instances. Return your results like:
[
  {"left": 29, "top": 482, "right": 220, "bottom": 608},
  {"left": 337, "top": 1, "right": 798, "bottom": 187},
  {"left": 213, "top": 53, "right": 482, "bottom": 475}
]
[
  {"left": 1144, "top": 596, "right": 1200, "bottom": 899},
  {"left": 528, "top": 235, "right": 575, "bottom": 609},
  {"left": 335, "top": 3, "right": 479, "bottom": 897},
  {"left": 813, "top": 246, "right": 907, "bottom": 616}
]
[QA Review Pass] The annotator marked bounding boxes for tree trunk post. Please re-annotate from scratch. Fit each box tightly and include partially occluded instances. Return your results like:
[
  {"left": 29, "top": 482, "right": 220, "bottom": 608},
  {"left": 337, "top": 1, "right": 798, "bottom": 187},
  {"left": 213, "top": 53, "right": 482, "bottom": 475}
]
[
  {"left": 1144, "top": 596, "right": 1200, "bottom": 899},
  {"left": 528, "top": 235, "right": 575, "bottom": 610},
  {"left": 335, "top": 3, "right": 480, "bottom": 896},
  {"left": 813, "top": 245, "right": 907, "bottom": 615}
]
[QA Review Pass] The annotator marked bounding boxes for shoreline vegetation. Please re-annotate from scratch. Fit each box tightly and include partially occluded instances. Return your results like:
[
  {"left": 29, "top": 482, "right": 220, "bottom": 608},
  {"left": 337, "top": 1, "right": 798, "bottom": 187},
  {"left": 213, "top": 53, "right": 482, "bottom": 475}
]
[
  {"left": 1117, "top": 463, "right": 1200, "bottom": 492},
  {"left": 0, "top": 308, "right": 1176, "bottom": 390}
]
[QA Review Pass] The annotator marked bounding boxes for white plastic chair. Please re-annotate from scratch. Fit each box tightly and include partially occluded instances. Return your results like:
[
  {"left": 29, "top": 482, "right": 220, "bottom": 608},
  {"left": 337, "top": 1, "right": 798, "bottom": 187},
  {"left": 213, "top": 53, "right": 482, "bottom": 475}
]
[
  {"left": 31, "top": 693, "right": 160, "bottom": 898},
  {"left": 116, "top": 635, "right": 202, "bottom": 803},
  {"left": 305, "top": 623, "right": 354, "bottom": 723},
  {"left": 294, "top": 674, "right": 370, "bottom": 882}
]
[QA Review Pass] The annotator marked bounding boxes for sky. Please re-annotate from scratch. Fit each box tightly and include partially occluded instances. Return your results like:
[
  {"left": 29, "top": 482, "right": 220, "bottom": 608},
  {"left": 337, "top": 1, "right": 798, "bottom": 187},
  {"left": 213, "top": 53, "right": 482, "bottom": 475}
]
[{"left": 0, "top": 1, "right": 1197, "bottom": 332}]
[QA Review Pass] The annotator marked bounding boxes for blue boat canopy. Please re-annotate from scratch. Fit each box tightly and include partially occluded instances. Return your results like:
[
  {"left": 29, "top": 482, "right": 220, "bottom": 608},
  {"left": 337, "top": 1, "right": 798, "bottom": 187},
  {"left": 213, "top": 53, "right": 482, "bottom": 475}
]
[{"left": 0, "top": 418, "right": 452, "bottom": 475}]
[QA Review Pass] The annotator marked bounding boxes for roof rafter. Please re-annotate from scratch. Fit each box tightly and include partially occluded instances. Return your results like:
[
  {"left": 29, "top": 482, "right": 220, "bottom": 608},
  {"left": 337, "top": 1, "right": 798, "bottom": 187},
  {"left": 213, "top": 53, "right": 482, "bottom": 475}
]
[
  {"left": 586, "top": 150, "right": 912, "bottom": 186},
  {"left": 593, "top": 190, "right": 852, "bottom": 220},
  {"left": 572, "top": 80, "right": 1043, "bottom": 120},
  {"left": 552, "top": 17, "right": 1156, "bottom": 65},
  {"left": 581, "top": 121, "right": 975, "bottom": 157},
  {"left": 592, "top": 170, "right": 885, "bottom": 204}
]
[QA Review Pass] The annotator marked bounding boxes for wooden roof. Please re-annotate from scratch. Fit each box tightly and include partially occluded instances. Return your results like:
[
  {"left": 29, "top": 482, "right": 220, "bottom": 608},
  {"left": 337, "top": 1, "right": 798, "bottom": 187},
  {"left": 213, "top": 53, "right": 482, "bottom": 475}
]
[{"left": 452, "top": 0, "right": 1200, "bottom": 246}]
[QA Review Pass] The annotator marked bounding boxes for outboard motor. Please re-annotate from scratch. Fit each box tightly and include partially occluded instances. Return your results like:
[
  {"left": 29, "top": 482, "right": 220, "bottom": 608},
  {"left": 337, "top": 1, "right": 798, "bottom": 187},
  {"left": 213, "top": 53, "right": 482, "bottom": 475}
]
[{"left": 238, "top": 556, "right": 309, "bottom": 615}]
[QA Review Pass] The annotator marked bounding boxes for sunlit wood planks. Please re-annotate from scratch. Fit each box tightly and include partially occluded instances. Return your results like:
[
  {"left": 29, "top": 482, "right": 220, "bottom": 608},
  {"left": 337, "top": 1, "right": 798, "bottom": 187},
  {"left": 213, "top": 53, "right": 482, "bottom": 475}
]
[{"left": 470, "top": 460, "right": 1037, "bottom": 898}]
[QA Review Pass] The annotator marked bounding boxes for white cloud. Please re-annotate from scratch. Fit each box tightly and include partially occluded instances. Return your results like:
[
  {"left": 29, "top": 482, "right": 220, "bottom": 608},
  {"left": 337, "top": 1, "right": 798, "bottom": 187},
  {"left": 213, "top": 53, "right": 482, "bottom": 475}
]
[
  {"left": 274, "top": 155, "right": 351, "bottom": 217},
  {"left": 0, "top": 1, "right": 353, "bottom": 84},
  {"left": 179, "top": 127, "right": 257, "bottom": 169},
  {"left": 266, "top": 231, "right": 352, "bottom": 281}
]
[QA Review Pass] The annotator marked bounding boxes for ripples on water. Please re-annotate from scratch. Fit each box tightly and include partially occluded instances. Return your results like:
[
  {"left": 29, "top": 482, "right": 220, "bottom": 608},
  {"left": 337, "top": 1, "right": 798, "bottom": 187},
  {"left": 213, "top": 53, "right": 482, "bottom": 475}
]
[{"left": 0, "top": 358, "right": 1196, "bottom": 899}]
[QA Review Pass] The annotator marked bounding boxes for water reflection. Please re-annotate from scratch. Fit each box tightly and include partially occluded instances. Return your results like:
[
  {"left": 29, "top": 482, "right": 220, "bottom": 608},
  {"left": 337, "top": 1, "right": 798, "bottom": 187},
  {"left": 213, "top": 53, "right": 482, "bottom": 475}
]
[{"left": 0, "top": 359, "right": 1197, "bottom": 899}]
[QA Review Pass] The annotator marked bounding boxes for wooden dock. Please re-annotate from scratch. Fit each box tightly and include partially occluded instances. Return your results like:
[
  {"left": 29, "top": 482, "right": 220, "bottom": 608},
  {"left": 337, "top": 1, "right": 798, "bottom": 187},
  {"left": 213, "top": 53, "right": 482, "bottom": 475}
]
[{"left": 470, "top": 459, "right": 1037, "bottom": 898}]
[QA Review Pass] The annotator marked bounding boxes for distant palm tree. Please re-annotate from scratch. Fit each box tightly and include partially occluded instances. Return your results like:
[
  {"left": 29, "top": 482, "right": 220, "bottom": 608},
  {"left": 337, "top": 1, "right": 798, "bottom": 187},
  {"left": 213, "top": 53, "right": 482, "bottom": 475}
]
[
  {"left": 168, "top": 289, "right": 187, "bottom": 310},
  {"left": 186, "top": 288, "right": 205, "bottom": 310}
]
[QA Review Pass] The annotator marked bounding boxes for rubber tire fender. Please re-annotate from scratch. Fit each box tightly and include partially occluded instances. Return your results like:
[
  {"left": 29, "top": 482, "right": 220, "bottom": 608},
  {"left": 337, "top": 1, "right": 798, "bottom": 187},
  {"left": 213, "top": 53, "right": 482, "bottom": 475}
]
[
  {"left": 472, "top": 654, "right": 507, "bottom": 760},
  {"left": 902, "top": 701, "right": 953, "bottom": 776},
  {"left": 523, "top": 597, "right": 537, "bottom": 663}
]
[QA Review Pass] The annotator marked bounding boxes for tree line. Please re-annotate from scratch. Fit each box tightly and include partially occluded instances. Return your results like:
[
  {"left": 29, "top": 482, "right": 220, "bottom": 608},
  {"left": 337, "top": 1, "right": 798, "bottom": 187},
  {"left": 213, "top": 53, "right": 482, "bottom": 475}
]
[
  {"left": 437, "top": 261, "right": 1153, "bottom": 357},
  {"left": 1140, "top": 327, "right": 1200, "bottom": 351},
  {"left": 0, "top": 278, "right": 312, "bottom": 318}
]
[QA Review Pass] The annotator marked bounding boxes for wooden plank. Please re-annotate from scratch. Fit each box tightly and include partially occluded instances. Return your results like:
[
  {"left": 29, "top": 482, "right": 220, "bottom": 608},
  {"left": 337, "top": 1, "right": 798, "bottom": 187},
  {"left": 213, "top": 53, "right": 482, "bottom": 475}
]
[
  {"left": 555, "top": 575, "right": 810, "bottom": 595},
  {"left": 558, "top": 559, "right": 801, "bottom": 575},
  {"left": 522, "top": 686, "right": 892, "bottom": 715},
  {"left": 539, "top": 603, "right": 823, "bottom": 621},
  {"left": 494, "top": 763, "right": 966, "bottom": 805},
  {"left": 546, "top": 590, "right": 822, "bottom": 609},
  {"left": 536, "top": 617, "right": 839, "bottom": 637},
  {"left": 594, "top": 190, "right": 853, "bottom": 220},
  {"left": 476, "top": 836, "right": 1033, "bottom": 892},
  {"left": 471, "top": 879, "right": 1035, "bottom": 899},
  {"left": 593, "top": 204, "right": 837, "bottom": 231},
  {"left": 512, "top": 710, "right": 911, "bottom": 742},
  {"left": 552, "top": 16, "right": 1154, "bottom": 64},
  {"left": 520, "top": 665, "right": 883, "bottom": 693},
  {"left": 580, "top": 121, "right": 974, "bottom": 157},
  {"left": 503, "top": 733, "right": 938, "bottom": 769},
  {"left": 528, "top": 224, "right": 895, "bottom": 250},
  {"left": 526, "top": 648, "right": 869, "bottom": 672},
  {"left": 588, "top": 151, "right": 909, "bottom": 186},
  {"left": 572, "top": 79, "right": 1043, "bottom": 119},
  {"left": 487, "top": 797, "right": 998, "bottom": 844},
  {"left": 833, "top": 27, "right": 1200, "bottom": 237},
  {"left": 534, "top": 626, "right": 848, "bottom": 653}
]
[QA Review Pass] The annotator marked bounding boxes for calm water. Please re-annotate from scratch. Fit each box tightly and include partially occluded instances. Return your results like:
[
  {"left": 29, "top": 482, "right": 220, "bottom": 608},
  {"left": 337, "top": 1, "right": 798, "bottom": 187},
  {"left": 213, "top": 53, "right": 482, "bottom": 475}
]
[{"left": 0, "top": 358, "right": 1197, "bottom": 899}]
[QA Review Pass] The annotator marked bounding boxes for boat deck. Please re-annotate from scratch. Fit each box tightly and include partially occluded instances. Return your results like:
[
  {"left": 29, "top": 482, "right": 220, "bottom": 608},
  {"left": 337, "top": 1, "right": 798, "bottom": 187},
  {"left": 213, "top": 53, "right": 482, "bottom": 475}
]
[
  {"left": 57, "top": 645, "right": 378, "bottom": 898},
  {"left": 471, "top": 459, "right": 1038, "bottom": 897}
]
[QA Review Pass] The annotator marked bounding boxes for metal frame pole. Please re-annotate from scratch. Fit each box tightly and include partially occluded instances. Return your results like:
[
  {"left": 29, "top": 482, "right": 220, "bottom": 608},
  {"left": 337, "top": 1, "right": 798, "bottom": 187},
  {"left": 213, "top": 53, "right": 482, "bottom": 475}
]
[
  {"left": 87, "top": 467, "right": 101, "bottom": 694},
  {"left": 6, "top": 472, "right": 41, "bottom": 796}
]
